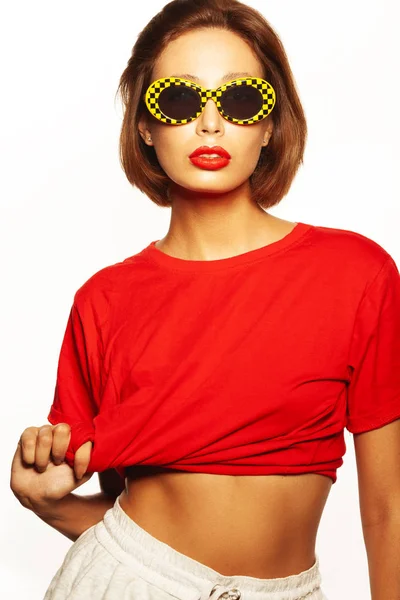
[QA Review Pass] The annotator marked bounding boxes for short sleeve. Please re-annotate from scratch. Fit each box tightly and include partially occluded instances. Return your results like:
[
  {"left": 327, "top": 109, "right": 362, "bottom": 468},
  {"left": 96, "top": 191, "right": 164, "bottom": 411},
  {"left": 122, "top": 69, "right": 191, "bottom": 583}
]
[
  {"left": 346, "top": 255, "right": 400, "bottom": 433},
  {"left": 47, "top": 300, "right": 102, "bottom": 466}
]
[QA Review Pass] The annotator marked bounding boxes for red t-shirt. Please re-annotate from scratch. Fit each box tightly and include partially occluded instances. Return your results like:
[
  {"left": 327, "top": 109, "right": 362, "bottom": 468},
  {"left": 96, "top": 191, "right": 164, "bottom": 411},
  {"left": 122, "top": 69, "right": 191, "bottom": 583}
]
[{"left": 47, "top": 222, "right": 400, "bottom": 484}]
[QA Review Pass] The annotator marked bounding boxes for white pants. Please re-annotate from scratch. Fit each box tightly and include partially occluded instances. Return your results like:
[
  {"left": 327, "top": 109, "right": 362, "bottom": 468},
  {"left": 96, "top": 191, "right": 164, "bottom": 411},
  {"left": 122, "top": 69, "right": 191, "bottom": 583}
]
[{"left": 44, "top": 495, "right": 328, "bottom": 599}]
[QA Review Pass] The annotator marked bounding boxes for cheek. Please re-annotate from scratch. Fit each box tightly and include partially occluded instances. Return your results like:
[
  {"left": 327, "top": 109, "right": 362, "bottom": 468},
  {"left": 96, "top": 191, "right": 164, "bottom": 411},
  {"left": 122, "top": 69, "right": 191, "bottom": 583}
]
[
  {"left": 225, "top": 123, "right": 263, "bottom": 155},
  {"left": 154, "top": 150, "right": 187, "bottom": 183},
  {"left": 232, "top": 135, "right": 264, "bottom": 169},
  {"left": 242, "top": 137, "right": 262, "bottom": 157},
  {"left": 152, "top": 129, "right": 190, "bottom": 171}
]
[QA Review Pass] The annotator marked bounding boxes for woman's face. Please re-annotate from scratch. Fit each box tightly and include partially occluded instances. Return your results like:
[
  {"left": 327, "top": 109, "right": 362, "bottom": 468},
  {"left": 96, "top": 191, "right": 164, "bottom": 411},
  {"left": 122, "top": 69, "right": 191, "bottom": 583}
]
[{"left": 139, "top": 28, "right": 274, "bottom": 197}]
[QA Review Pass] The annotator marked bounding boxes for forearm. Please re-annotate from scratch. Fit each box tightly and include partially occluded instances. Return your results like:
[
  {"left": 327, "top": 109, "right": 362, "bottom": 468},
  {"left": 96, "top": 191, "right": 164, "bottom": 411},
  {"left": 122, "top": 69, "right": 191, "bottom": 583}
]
[
  {"left": 363, "top": 515, "right": 400, "bottom": 600},
  {"left": 31, "top": 492, "right": 118, "bottom": 542}
]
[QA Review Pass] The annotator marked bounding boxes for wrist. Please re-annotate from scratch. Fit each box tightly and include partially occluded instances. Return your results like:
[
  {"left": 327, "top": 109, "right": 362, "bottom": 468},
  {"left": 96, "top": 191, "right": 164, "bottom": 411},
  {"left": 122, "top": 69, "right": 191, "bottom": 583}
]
[{"left": 30, "top": 492, "right": 76, "bottom": 520}]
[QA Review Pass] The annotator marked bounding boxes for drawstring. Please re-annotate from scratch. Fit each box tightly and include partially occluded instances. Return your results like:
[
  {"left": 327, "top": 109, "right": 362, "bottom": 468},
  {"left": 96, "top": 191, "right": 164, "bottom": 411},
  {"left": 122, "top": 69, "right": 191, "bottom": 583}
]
[
  {"left": 207, "top": 583, "right": 242, "bottom": 599},
  {"left": 203, "top": 581, "right": 321, "bottom": 599}
]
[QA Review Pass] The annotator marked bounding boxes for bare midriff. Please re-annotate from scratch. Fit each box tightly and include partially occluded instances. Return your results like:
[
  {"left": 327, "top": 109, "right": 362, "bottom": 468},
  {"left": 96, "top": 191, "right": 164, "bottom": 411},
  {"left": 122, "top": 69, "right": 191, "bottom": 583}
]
[{"left": 118, "top": 466, "right": 332, "bottom": 579}]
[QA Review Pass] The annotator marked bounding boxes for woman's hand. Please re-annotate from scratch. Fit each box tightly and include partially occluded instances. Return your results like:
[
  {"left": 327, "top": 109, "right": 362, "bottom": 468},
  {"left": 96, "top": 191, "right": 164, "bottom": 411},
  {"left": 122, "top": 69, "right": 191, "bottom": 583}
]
[{"left": 10, "top": 423, "right": 94, "bottom": 512}]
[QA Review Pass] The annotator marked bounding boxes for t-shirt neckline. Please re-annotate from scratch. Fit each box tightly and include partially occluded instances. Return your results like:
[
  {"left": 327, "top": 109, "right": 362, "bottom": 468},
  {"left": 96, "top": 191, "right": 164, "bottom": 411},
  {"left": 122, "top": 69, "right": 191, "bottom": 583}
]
[{"left": 141, "top": 222, "right": 314, "bottom": 272}]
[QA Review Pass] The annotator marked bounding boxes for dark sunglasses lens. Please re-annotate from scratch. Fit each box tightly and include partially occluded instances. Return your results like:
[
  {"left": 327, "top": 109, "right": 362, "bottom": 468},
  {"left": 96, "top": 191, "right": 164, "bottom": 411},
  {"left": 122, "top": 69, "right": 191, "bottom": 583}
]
[
  {"left": 158, "top": 84, "right": 201, "bottom": 120},
  {"left": 221, "top": 84, "right": 263, "bottom": 120}
]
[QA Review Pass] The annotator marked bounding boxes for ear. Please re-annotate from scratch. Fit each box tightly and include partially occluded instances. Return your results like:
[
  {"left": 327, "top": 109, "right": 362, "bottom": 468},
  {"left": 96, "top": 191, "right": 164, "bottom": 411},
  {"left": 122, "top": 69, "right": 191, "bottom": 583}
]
[
  {"left": 138, "top": 115, "right": 153, "bottom": 146},
  {"left": 262, "top": 118, "right": 274, "bottom": 146}
]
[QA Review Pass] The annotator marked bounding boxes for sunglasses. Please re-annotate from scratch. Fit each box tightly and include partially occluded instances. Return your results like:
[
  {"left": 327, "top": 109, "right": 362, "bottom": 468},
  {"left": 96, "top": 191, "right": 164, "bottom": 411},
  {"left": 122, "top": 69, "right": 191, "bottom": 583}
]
[{"left": 143, "top": 76, "right": 276, "bottom": 125}]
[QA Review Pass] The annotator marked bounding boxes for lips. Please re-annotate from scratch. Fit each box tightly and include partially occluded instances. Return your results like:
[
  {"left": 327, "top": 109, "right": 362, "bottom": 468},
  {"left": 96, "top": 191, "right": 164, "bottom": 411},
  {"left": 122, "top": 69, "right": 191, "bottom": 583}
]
[{"left": 189, "top": 146, "right": 231, "bottom": 159}]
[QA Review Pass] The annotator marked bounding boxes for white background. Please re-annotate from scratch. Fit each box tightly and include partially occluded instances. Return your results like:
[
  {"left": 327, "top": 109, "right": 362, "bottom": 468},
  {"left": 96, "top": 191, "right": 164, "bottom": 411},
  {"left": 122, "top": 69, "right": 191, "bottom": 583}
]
[{"left": 1, "top": 1, "right": 399, "bottom": 598}]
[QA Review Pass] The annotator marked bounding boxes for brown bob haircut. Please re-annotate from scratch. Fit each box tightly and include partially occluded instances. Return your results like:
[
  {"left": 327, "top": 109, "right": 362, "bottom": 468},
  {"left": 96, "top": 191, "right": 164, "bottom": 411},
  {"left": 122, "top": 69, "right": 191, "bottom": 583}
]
[{"left": 116, "top": 0, "right": 307, "bottom": 210}]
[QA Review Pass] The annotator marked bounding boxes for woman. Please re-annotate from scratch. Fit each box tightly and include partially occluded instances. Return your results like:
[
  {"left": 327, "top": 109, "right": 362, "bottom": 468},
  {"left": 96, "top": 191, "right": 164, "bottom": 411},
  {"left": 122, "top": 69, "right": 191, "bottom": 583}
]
[{"left": 11, "top": 1, "right": 400, "bottom": 599}]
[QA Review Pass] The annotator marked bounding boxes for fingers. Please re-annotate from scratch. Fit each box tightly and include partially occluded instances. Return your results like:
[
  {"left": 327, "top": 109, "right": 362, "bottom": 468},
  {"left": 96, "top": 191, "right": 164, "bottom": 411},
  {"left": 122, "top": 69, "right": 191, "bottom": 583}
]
[
  {"left": 74, "top": 440, "right": 93, "bottom": 480},
  {"left": 18, "top": 423, "right": 91, "bottom": 479},
  {"left": 19, "top": 423, "right": 71, "bottom": 473},
  {"left": 35, "top": 425, "right": 54, "bottom": 473},
  {"left": 50, "top": 423, "right": 71, "bottom": 465},
  {"left": 19, "top": 426, "right": 39, "bottom": 465}
]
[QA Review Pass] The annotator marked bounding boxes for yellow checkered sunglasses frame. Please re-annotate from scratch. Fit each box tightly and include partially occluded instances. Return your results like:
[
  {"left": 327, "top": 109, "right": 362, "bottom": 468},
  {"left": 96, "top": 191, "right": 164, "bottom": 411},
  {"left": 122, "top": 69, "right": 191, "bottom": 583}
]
[{"left": 143, "top": 76, "right": 276, "bottom": 126}]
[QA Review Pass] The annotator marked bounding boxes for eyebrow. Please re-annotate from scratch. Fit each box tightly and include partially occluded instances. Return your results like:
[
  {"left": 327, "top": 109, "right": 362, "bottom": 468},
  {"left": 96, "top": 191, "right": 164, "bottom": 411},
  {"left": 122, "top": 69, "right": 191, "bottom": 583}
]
[{"left": 169, "top": 71, "right": 253, "bottom": 83}]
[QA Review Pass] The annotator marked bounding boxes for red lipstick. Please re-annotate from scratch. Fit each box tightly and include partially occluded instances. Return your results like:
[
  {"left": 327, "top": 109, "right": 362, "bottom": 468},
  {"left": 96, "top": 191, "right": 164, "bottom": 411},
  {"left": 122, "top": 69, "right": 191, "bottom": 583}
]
[{"left": 189, "top": 145, "right": 231, "bottom": 171}]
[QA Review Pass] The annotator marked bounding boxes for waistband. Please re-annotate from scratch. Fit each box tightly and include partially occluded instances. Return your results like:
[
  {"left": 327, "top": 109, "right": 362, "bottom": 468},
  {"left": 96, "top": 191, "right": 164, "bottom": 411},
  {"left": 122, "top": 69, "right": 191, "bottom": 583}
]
[{"left": 94, "top": 495, "right": 322, "bottom": 600}]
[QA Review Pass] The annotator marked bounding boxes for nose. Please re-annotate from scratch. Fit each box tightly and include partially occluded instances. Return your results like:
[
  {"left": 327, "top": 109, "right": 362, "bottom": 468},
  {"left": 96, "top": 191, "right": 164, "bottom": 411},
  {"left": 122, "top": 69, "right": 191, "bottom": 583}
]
[
  {"left": 197, "top": 97, "right": 223, "bottom": 133},
  {"left": 203, "top": 97, "right": 221, "bottom": 117}
]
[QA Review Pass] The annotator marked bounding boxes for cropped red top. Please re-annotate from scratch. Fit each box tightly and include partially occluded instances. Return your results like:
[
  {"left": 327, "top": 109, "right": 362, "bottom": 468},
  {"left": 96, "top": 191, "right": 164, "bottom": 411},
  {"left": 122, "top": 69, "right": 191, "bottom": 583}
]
[{"left": 47, "top": 222, "right": 400, "bottom": 484}]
